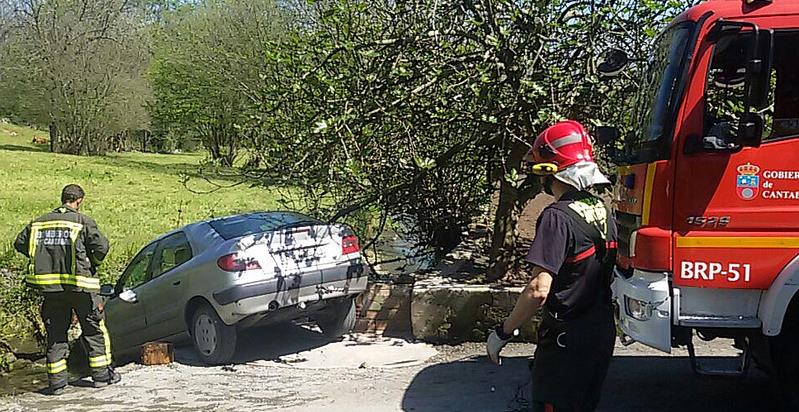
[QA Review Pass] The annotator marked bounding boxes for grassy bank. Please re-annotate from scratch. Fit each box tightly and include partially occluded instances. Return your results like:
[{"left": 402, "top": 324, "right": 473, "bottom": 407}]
[{"left": 0, "top": 122, "right": 282, "bottom": 350}]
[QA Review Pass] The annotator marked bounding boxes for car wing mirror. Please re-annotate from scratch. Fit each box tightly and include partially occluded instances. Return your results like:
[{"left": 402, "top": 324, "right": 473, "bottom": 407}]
[
  {"left": 119, "top": 289, "right": 139, "bottom": 304},
  {"left": 99, "top": 284, "right": 116, "bottom": 297}
]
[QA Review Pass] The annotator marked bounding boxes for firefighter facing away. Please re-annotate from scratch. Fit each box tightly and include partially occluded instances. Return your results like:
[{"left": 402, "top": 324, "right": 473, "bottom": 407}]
[
  {"left": 14, "top": 184, "right": 121, "bottom": 395},
  {"left": 486, "top": 121, "right": 618, "bottom": 412}
]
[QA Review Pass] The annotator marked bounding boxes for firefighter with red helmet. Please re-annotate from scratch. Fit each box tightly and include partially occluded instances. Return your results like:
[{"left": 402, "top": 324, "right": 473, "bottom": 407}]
[{"left": 486, "top": 120, "right": 618, "bottom": 411}]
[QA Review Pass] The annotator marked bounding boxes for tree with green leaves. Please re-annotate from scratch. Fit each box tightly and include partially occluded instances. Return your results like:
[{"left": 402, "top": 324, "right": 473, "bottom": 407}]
[
  {"left": 241, "top": 0, "right": 692, "bottom": 278},
  {"left": 148, "top": 0, "right": 287, "bottom": 164},
  {"left": 0, "top": 0, "right": 151, "bottom": 155}
]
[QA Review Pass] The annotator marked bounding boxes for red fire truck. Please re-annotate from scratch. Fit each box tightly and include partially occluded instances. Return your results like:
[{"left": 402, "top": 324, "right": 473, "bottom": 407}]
[{"left": 601, "top": 0, "right": 799, "bottom": 407}]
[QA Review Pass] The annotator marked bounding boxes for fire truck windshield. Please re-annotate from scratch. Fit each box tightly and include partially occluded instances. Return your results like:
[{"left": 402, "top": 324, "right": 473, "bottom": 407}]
[{"left": 627, "top": 21, "right": 696, "bottom": 163}]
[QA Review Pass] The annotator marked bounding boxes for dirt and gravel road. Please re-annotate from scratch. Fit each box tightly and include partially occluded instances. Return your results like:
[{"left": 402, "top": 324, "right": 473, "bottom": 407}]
[{"left": 0, "top": 323, "right": 777, "bottom": 412}]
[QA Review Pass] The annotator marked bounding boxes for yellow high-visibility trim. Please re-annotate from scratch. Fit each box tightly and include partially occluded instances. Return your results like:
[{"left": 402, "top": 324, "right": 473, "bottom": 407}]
[
  {"left": 641, "top": 163, "right": 657, "bottom": 225},
  {"left": 99, "top": 319, "right": 113, "bottom": 367},
  {"left": 25, "top": 273, "right": 100, "bottom": 290},
  {"left": 47, "top": 359, "right": 67, "bottom": 374},
  {"left": 31, "top": 221, "right": 83, "bottom": 231},
  {"left": 676, "top": 237, "right": 799, "bottom": 248},
  {"left": 28, "top": 226, "right": 38, "bottom": 262},
  {"left": 89, "top": 355, "right": 111, "bottom": 368}
]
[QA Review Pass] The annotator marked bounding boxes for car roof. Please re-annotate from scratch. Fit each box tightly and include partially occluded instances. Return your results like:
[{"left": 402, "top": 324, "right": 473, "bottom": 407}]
[{"left": 153, "top": 210, "right": 318, "bottom": 247}]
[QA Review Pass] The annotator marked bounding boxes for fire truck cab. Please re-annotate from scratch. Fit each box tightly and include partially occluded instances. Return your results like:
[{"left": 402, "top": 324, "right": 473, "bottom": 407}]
[{"left": 603, "top": 0, "right": 799, "bottom": 407}]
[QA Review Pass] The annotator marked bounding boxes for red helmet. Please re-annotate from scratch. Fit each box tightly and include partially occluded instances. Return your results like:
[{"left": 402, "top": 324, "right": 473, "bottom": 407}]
[{"left": 526, "top": 120, "right": 595, "bottom": 175}]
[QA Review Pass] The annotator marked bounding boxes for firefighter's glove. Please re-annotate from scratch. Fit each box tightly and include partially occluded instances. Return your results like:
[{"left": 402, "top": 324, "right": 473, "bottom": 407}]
[{"left": 487, "top": 324, "right": 518, "bottom": 365}]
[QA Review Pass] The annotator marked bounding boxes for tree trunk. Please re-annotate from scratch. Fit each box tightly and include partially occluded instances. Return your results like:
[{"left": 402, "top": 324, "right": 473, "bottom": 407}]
[
  {"left": 486, "top": 177, "right": 520, "bottom": 281},
  {"left": 49, "top": 122, "right": 58, "bottom": 153},
  {"left": 486, "top": 139, "right": 539, "bottom": 281}
]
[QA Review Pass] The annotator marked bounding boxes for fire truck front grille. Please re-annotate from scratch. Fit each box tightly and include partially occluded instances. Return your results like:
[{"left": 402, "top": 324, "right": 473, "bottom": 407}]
[{"left": 615, "top": 211, "right": 640, "bottom": 257}]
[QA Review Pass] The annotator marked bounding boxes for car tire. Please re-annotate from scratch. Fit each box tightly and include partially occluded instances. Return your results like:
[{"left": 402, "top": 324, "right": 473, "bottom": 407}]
[
  {"left": 190, "top": 302, "right": 237, "bottom": 365},
  {"left": 317, "top": 297, "right": 357, "bottom": 339}
]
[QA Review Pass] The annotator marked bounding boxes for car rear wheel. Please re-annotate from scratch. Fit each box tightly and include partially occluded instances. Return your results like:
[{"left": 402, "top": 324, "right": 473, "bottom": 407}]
[
  {"left": 317, "top": 297, "right": 357, "bottom": 339},
  {"left": 190, "top": 302, "right": 237, "bottom": 365}
]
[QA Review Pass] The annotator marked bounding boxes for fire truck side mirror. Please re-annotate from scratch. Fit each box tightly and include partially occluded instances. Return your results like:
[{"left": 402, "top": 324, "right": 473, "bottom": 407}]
[
  {"left": 737, "top": 112, "right": 764, "bottom": 148},
  {"left": 595, "top": 126, "right": 619, "bottom": 146},
  {"left": 738, "top": 28, "right": 773, "bottom": 148},
  {"left": 597, "top": 49, "right": 630, "bottom": 77},
  {"left": 744, "top": 29, "right": 774, "bottom": 112}
]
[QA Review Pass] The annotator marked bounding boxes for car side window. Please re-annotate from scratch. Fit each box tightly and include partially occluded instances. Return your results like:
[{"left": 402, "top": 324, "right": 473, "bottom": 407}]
[
  {"left": 120, "top": 243, "right": 157, "bottom": 291},
  {"left": 152, "top": 232, "right": 193, "bottom": 278}
]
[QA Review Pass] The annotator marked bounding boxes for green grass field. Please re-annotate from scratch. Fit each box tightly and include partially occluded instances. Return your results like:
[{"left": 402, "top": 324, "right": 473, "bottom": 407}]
[{"left": 0, "top": 122, "right": 283, "bottom": 279}]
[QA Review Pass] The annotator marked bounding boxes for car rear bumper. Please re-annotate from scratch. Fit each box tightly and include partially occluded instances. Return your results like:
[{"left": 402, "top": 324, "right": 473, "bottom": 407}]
[{"left": 212, "top": 262, "right": 367, "bottom": 324}]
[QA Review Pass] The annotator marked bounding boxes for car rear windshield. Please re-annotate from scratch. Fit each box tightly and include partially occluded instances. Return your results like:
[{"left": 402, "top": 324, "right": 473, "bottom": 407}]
[{"left": 209, "top": 212, "right": 321, "bottom": 240}]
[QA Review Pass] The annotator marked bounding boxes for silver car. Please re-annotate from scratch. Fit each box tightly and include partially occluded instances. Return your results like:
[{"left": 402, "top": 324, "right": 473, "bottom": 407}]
[{"left": 101, "top": 211, "right": 367, "bottom": 364}]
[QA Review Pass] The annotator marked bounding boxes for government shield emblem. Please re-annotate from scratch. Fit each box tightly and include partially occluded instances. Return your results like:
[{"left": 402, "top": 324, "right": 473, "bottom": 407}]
[{"left": 736, "top": 163, "right": 760, "bottom": 201}]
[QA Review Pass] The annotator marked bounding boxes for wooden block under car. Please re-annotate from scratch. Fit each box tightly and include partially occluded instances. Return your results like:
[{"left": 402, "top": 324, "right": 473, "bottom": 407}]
[{"left": 140, "top": 342, "right": 174, "bottom": 365}]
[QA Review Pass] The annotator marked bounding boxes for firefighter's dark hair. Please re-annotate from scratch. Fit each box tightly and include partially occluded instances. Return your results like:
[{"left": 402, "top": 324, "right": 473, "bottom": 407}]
[{"left": 61, "top": 184, "right": 85, "bottom": 204}]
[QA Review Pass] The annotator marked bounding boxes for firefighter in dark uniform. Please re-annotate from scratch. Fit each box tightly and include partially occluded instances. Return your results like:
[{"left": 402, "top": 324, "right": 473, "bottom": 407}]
[
  {"left": 486, "top": 121, "right": 617, "bottom": 412},
  {"left": 14, "top": 184, "right": 121, "bottom": 395}
]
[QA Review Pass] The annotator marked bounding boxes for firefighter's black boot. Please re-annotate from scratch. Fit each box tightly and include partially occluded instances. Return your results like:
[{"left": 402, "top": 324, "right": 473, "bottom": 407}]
[
  {"left": 92, "top": 367, "right": 121, "bottom": 388},
  {"left": 46, "top": 385, "right": 66, "bottom": 396}
]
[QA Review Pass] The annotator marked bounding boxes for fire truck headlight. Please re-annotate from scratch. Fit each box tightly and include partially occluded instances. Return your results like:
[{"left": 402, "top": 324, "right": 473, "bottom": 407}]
[{"left": 624, "top": 296, "right": 652, "bottom": 321}]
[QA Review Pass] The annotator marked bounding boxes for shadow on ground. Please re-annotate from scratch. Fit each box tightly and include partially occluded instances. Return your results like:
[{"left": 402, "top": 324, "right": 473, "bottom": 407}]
[
  {"left": 401, "top": 355, "right": 778, "bottom": 412},
  {"left": 0, "top": 144, "right": 47, "bottom": 152},
  {"left": 172, "top": 322, "right": 335, "bottom": 366}
]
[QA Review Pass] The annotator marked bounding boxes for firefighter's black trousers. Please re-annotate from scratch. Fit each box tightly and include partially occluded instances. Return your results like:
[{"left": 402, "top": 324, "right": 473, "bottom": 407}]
[
  {"left": 530, "top": 304, "right": 616, "bottom": 412},
  {"left": 41, "top": 291, "right": 112, "bottom": 388}
]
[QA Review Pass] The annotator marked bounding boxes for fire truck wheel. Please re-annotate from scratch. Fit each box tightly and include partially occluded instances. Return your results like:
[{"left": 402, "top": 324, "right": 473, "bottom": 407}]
[{"left": 771, "top": 304, "right": 799, "bottom": 411}]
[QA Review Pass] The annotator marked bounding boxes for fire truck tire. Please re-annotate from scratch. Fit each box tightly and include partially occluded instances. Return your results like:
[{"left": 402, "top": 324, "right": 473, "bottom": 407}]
[
  {"left": 770, "top": 299, "right": 799, "bottom": 411},
  {"left": 748, "top": 335, "right": 773, "bottom": 374}
]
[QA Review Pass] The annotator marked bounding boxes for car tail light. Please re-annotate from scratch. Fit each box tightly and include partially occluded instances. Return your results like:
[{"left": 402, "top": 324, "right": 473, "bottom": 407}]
[
  {"left": 217, "top": 253, "right": 262, "bottom": 272},
  {"left": 342, "top": 234, "right": 360, "bottom": 255}
]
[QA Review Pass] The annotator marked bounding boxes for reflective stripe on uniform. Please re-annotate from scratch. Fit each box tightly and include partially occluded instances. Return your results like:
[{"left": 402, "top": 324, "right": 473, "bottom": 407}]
[
  {"left": 24, "top": 273, "right": 100, "bottom": 290},
  {"left": 89, "top": 354, "right": 111, "bottom": 368},
  {"left": 32, "top": 221, "right": 84, "bottom": 230},
  {"left": 97, "top": 319, "right": 113, "bottom": 368},
  {"left": 47, "top": 359, "right": 67, "bottom": 374}
]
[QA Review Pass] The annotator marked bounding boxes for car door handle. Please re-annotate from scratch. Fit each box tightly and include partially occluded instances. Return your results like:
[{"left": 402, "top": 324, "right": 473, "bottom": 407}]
[{"left": 172, "top": 280, "right": 181, "bottom": 286}]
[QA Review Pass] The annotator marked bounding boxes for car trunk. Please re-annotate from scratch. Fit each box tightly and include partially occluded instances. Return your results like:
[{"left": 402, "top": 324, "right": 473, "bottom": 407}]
[{"left": 226, "top": 224, "right": 354, "bottom": 279}]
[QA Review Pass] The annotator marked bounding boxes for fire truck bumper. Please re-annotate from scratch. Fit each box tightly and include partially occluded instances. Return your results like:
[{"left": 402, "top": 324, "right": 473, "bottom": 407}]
[{"left": 611, "top": 269, "right": 672, "bottom": 353}]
